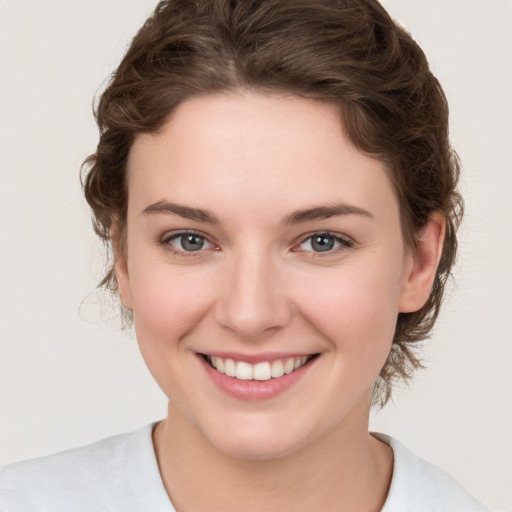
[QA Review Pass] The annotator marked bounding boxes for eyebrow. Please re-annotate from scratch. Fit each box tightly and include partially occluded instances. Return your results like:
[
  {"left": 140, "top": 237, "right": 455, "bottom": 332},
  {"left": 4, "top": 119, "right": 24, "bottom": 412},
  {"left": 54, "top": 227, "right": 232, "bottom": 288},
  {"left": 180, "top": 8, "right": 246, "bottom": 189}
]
[
  {"left": 143, "top": 201, "right": 221, "bottom": 224},
  {"left": 281, "top": 203, "right": 373, "bottom": 225},
  {"left": 142, "top": 200, "right": 373, "bottom": 225}
]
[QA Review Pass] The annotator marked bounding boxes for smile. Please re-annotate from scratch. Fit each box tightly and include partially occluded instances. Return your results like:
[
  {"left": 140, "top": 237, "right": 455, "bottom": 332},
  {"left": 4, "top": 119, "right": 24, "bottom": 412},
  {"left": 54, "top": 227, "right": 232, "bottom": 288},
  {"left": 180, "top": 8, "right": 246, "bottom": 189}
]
[{"left": 203, "top": 354, "right": 315, "bottom": 381}]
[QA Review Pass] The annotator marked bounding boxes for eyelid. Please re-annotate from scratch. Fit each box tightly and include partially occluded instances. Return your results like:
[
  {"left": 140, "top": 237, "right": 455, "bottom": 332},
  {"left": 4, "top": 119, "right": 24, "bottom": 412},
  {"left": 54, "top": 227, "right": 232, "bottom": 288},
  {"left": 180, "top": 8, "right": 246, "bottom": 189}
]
[
  {"left": 159, "top": 229, "right": 353, "bottom": 257},
  {"left": 160, "top": 229, "right": 219, "bottom": 256},
  {"left": 293, "top": 231, "right": 354, "bottom": 254}
]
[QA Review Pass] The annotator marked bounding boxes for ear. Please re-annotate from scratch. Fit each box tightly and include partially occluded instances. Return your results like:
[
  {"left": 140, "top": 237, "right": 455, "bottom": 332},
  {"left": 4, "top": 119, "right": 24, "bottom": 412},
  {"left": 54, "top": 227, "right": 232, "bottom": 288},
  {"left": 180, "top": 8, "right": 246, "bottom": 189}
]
[
  {"left": 398, "top": 212, "right": 446, "bottom": 313},
  {"left": 111, "top": 220, "right": 133, "bottom": 311}
]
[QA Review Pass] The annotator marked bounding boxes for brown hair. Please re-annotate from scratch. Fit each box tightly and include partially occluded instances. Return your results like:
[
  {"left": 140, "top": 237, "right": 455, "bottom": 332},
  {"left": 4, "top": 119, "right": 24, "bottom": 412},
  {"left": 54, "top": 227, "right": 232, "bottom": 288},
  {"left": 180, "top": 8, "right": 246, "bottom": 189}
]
[{"left": 82, "top": 0, "right": 463, "bottom": 406}]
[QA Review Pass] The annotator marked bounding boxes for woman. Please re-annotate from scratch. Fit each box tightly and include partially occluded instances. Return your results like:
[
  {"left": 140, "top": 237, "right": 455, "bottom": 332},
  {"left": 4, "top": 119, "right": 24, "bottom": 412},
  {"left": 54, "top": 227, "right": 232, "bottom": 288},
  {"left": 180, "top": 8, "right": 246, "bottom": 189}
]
[{"left": 0, "top": 0, "right": 488, "bottom": 510}]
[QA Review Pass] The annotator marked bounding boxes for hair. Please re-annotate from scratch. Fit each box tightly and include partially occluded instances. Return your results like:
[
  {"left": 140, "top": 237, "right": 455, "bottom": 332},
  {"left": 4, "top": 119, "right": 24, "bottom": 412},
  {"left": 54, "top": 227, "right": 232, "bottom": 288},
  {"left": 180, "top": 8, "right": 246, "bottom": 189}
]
[{"left": 82, "top": 0, "right": 463, "bottom": 407}]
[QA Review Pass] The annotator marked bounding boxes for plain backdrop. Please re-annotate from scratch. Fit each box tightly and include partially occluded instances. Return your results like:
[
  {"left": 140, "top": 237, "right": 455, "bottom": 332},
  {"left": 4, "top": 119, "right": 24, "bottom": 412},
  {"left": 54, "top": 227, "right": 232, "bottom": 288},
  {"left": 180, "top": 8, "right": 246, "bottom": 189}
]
[{"left": 0, "top": 1, "right": 511, "bottom": 510}]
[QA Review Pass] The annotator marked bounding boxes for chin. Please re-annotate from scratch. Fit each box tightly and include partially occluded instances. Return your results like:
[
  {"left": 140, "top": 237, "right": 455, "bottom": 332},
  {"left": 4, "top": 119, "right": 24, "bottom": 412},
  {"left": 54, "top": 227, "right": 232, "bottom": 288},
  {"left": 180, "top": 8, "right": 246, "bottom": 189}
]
[
  {"left": 197, "top": 413, "right": 317, "bottom": 461},
  {"left": 212, "top": 432, "right": 302, "bottom": 461}
]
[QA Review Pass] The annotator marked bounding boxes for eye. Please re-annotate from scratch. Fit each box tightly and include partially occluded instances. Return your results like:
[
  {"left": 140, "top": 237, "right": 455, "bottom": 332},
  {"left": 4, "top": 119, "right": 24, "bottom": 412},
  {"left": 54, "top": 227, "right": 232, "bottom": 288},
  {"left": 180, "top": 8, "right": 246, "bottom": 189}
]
[
  {"left": 296, "top": 232, "right": 353, "bottom": 254},
  {"left": 162, "top": 231, "right": 215, "bottom": 254}
]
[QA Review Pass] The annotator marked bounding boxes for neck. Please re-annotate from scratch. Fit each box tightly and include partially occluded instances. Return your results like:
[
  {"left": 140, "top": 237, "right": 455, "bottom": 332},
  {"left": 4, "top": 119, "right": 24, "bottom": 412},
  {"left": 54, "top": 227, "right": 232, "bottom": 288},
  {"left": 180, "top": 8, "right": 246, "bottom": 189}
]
[{"left": 153, "top": 402, "right": 393, "bottom": 512}]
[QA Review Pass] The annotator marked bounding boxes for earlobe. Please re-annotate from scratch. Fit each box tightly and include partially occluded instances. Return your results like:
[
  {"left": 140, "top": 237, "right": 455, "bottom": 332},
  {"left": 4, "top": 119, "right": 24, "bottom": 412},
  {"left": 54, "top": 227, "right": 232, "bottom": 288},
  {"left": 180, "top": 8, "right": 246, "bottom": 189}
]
[
  {"left": 398, "top": 212, "right": 445, "bottom": 313},
  {"left": 111, "top": 221, "right": 133, "bottom": 311}
]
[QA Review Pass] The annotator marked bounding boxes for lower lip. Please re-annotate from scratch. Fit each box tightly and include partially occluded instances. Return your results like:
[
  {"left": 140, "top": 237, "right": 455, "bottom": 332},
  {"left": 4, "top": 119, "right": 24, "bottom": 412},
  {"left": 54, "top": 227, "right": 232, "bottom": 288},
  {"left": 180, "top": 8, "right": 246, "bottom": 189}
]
[{"left": 198, "top": 355, "right": 317, "bottom": 400}]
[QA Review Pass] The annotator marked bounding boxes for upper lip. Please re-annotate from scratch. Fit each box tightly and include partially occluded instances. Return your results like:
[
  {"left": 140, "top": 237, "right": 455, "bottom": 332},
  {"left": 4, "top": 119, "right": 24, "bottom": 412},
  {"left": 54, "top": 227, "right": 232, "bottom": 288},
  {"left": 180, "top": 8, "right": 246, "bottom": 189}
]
[{"left": 198, "top": 351, "right": 318, "bottom": 364}]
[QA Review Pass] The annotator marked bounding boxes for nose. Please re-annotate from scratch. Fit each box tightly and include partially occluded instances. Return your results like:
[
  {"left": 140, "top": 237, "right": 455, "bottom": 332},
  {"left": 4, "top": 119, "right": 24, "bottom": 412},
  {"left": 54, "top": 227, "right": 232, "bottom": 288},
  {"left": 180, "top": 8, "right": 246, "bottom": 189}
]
[{"left": 214, "top": 247, "right": 292, "bottom": 340}]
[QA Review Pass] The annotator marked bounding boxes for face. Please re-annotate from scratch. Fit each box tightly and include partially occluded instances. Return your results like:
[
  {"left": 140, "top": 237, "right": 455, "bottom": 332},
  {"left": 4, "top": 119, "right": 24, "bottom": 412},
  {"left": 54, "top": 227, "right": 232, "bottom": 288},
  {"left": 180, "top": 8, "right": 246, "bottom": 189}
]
[{"left": 117, "top": 92, "right": 426, "bottom": 459}]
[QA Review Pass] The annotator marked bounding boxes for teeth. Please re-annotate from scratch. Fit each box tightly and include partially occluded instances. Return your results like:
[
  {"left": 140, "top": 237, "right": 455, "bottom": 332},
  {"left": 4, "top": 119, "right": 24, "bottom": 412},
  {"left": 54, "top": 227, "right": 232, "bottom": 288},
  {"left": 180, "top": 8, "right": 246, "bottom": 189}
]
[
  {"left": 235, "top": 361, "right": 253, "bottom": 380},
  {"left": 215, "top": 357, "right": 225, "bottom": 374},
  {"left": 284, "top": 358, "right": 295, "bottom": 374},
  {"left": 208, "top": 355, "right": 312, "bottom": 381},
  {"left": 211, "top": 357, "right": 225, "bottom": 374},
  {"left": 270, "top": 360, "right": 284, "bottom": 378},
  {"left": 253, "top": 362, "right": 271, "bottom": 381},
  {"left": 224, "top": 358, "right": 236, "bottom": 377}
]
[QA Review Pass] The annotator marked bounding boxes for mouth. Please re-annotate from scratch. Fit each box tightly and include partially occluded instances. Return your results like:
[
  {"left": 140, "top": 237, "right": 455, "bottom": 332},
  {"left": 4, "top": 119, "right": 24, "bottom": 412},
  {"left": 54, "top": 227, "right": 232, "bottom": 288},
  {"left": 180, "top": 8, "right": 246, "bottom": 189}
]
[{"left": 200, "top": 353, "right": 319, "bottom": 382}]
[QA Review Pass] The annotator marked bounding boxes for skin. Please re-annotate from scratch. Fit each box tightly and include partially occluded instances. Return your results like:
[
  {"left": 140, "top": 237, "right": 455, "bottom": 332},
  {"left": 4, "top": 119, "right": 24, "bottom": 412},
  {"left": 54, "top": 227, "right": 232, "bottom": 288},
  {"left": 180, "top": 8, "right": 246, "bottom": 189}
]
[{"left": 115, "top": 91, "right": 445, "bottom": 511}]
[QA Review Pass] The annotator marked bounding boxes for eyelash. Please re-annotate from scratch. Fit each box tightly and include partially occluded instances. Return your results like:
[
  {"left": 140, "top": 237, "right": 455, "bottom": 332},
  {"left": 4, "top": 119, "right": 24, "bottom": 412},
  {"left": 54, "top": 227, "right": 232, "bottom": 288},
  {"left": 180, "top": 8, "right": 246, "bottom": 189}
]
[
  {"left": 159, "top": 230, "right": 354, "bottom": 258},
  {"left": 160, "top": 230, "right": 217, "bottom": 257},
  {"left": 294, "top": 232, "right": 354, "bottom": 256}
]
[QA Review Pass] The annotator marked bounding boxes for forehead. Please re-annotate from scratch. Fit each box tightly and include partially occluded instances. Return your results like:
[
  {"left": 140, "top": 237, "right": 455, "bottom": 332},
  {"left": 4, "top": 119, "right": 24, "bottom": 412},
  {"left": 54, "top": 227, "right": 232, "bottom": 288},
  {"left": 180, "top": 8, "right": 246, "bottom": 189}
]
[{"left": 126, "top": 92, "right": 399, "bottom": 225}]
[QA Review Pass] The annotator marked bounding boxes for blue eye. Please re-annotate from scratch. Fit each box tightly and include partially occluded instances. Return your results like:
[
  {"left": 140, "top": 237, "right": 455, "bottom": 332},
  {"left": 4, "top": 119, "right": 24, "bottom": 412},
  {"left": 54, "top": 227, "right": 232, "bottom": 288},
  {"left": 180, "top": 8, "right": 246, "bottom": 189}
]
[
  {"left": 165, "top": 232, "right": 213, "bottom": 253},
  {"left": 298, "top": 233, "right": 352, "bottom": 253}
]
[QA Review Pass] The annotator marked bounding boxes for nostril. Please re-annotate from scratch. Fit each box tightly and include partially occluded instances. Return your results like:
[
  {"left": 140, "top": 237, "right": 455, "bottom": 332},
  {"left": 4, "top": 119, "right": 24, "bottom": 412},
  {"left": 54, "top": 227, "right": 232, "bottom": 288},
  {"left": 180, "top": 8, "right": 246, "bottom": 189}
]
[{"left": 214, "top": 301, "right": 292, "bottom": 340}]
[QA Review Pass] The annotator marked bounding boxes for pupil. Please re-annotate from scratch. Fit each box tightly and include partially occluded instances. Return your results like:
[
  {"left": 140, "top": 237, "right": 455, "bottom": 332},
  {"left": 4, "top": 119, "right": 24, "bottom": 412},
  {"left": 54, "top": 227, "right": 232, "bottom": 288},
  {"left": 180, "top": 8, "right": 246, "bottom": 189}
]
[
  {"left": 182, "top": 234, "right": 204, "bottom": 251},
  {"left": 312, "top": 235, "right": 334, "bottom": 252}
]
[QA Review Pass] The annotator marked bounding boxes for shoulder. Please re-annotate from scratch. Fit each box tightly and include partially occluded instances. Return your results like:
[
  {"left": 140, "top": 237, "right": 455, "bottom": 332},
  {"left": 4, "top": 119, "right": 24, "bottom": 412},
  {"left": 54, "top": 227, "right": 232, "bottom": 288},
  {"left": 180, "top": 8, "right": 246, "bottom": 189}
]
[
  {"left": 376, "top": 434, "right": 488, "bottom": 512},
  {"left": 0, "top": 423, "right": 172, "bottom": 512}
]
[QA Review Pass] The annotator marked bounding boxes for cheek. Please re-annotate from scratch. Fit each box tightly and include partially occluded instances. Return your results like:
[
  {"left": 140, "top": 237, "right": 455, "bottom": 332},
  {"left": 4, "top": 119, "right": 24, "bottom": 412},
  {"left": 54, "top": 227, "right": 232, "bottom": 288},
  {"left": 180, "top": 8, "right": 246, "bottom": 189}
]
[
  {"left": 129, "top": 263, "right": 215, "bottom": 349},
  {"left": 294, "top": 262, "right": 403, "bottom": 360},
  {"left": 128, "top": 263, "right": 218, "bottom": 401}
]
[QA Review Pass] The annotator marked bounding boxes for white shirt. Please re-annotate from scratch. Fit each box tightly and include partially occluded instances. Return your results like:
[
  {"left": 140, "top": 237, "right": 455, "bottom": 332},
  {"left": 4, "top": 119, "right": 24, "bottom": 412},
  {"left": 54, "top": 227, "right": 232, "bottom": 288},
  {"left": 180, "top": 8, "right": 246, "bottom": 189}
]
[{"left": 0, "top": 424, "right": 487, "bottom": 511}]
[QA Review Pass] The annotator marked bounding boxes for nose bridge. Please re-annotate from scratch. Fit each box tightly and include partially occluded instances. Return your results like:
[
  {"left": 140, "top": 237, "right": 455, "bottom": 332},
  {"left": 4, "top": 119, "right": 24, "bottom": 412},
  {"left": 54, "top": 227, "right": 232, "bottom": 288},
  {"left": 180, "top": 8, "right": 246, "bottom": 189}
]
[{"left": 215, "top": 243, "right": 290, "bottom": 339}]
